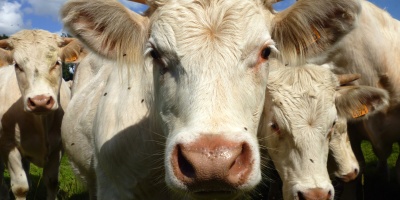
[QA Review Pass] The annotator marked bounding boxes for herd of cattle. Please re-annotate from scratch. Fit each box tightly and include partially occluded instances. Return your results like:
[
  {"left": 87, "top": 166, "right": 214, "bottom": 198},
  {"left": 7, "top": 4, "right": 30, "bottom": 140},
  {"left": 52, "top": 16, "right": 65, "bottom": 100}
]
[{"left": 0, "top": 0, "right": 399, "bottom": 199}]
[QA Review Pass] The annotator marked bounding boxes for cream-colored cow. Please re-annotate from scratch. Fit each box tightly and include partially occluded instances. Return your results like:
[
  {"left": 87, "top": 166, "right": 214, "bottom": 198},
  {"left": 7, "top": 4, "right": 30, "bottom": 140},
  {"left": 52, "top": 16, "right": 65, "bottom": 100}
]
[
  {"left": 261, "top": 64, "right": 388, "bottom": 200},
  {"left": 0, "top": 30, "right": 82, "bottom": 200},
  {"left": 274, "top": 0, "right": 400, "bottom": 198},
  {"left": 61, "top": 0, "right": 361, "bottom": 199}
]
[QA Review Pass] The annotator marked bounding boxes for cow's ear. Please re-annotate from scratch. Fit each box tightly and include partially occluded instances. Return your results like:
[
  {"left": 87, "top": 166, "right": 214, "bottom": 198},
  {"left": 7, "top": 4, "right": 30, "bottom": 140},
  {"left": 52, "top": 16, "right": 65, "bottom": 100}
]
[
  {"left": 60, "top": 38, "right": 88, "bottom": 63},
  {"left": 0, "top": 40, "right": 13, "bottom": 67},
  {"left": 335, "top": 86, "right": 389, "bottom": 120},
  {"left": 271, "top": 0, "right": 361, "bottom": 65},
  {"left": 61, "top": 0, "right": 150, "bottom": 64}
]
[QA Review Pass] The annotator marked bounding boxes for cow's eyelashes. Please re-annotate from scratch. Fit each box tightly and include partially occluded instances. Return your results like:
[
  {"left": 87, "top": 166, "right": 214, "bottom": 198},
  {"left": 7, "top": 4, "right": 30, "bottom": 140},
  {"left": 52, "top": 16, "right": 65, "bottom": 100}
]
[
  {"left": 14, "top": 62, "right": 23, "bottom": 72},
  {"left": 160, "top": 67, "right": 168, "bottom": 75},
  {"left": 149, "top": 48, "right": 169, "bottom": 75}
]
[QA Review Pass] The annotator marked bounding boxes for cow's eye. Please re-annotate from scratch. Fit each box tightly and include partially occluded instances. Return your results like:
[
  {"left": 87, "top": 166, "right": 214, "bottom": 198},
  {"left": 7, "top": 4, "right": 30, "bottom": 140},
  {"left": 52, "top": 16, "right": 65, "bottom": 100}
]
[
  {"left": 51, "top": 61, "right": 61, "bottom": 71},
  {"left": 150, "top": 49, "right": 161, "bottom": 60},
  {"left": 54, "top": 61, "right": 61, "bottom": 67},
  {"left": 160, "top": 67, "right": 168, "bottom": 75},
  {"left": 270, "top": 122, "right": 280, "bottom": 133},
  {"left": 150, "top": 49, "right": 168, "bottom": 75},
  {"left": 14, "top": 62, "right": 23, "bottom": 72},
  {"left": 260, "top": 47, "right": 271, "bottom": 60}
]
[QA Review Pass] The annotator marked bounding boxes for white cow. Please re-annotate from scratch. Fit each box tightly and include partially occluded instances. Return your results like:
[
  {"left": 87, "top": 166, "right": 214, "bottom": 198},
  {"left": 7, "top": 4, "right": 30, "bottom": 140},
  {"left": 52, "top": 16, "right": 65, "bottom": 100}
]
[
  {"left": 61, "top": 0, "right": 361, "bottom": 199},
  {"left": 0, "top": 30, "right": 82, "bottom": 200},
  {"left": 61, "top": 54, "right": 113, "bottom": 199},
  {"left": 328, "top": 117, "right": 360, "bottom": 182},
  {"left": 273, "top": 0, "right": 400, "bottom": 198},
  {"left": 260, "top": 64, "right": 389, "bottom": 200}
]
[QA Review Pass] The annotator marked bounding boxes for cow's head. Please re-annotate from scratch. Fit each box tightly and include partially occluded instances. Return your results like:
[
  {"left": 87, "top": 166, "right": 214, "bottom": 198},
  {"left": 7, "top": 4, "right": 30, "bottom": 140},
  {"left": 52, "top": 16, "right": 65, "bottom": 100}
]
[
  {"left": 0, "top": 30, "right": 83, "bottom": 114},
  {"left": 328, "top": 117, "right": 359, "bottom": 182},
  {"left": 61, "top": 0, "right": 361, "bottom": 198},
  {"left": 263, "top": 65, "right": 388, "bottom": 200}
]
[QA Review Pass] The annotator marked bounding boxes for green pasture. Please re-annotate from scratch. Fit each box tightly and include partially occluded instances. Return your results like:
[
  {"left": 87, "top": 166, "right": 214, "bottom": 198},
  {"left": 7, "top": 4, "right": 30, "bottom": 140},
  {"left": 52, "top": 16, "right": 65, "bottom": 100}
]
[{"left": 3, "top": 141, "right": 399, "bottom": 199}]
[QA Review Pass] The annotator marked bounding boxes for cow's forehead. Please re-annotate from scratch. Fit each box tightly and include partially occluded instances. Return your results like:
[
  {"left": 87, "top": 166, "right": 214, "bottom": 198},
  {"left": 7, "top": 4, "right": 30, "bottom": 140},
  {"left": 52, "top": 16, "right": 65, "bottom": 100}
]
[
  {"left": 268, "top": 66, "right": 338, "bottom": 129},
  {"left": 149, "top": 0, "right": 271, "bottom": 57},
  {"left": 10, "top": 30, "right": 61, "bottom": 64}
]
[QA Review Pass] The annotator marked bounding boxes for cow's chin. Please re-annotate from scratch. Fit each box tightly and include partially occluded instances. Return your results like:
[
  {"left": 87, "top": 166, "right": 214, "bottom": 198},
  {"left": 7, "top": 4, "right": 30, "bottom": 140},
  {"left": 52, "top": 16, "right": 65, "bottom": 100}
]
[{"left": 24, "top": 105, "right": 58, "bottom": 115}]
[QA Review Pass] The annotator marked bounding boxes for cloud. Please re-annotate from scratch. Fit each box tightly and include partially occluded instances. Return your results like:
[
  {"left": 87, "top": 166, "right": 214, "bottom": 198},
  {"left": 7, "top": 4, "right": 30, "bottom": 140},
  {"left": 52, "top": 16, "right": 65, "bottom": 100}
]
[{"left": 0, "top": 1, "right": 26, "bottom": 35}]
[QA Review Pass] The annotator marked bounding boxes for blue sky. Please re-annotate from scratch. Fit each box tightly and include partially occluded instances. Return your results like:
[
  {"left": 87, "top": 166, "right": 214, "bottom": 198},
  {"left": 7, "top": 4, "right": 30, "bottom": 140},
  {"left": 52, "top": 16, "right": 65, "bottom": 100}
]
[{"left": 0, "top": 0, "right": 399, "bottom": 36}]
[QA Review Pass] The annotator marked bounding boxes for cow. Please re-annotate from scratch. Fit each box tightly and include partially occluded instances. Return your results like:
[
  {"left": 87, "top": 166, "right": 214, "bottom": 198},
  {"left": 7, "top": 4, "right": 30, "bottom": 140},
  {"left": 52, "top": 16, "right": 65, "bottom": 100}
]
[
  {"left": 272, "top": 0, "right": 400, "bottom": 198},
  {"left": 69, "top": 53, "right": 103, "bottom": 96},
  {"left": 60, "top": 0, "right": 361, "bottom": 199},
  {"left": 328, "top": 117, "right": 360, "bottom": 183},
  {"left": 0, "top": 29, "right": 82, "bottom": 200},
  {"left": 259, "top": 64, "right": 389, "bottom": 200},
  {"left": 61, "top": 54, "right": 113, "bottom": 199}
]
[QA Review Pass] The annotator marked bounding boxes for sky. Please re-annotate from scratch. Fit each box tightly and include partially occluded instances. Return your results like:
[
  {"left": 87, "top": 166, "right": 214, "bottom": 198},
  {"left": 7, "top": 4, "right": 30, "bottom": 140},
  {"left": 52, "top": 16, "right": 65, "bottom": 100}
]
[{"left": 0, "top": 0, "right": 399, "bottom": 36}]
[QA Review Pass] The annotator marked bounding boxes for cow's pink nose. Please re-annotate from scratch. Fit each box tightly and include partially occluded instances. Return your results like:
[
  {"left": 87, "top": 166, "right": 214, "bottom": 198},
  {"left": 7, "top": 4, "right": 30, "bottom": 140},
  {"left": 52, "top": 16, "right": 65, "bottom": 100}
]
[
  {"left": 171, "top": 135, "right": 252, "bottom": 192},
  {"left": 298, "top": 188, "right": 332, "bottom": 200},
  {"left": 341, "top": 168, "right": 359, "bottom": 182},
  {"left": 27, "top": 95, "right": 55, "bottom": 112}
]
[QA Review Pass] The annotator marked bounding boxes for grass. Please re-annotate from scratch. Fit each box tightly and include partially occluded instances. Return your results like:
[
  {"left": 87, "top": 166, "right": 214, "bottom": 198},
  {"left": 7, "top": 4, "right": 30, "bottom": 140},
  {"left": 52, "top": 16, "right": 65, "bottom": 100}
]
[
  {"left": 2, "top": 141, "right": 400, "bottom": 199},
  {"left": 3, "top": 156, "right": 88, "bottom": 200},
  {"left": 359, "top": 141, "right": 400, "bottom": 200}
]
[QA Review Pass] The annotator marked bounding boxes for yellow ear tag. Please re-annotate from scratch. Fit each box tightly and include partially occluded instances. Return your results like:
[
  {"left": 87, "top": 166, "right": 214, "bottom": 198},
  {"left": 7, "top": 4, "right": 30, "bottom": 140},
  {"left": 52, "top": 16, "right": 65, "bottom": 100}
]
[
  {"left": 352, "top": 104, "right": 369, "bottom": 118},
  {"left": 65, "top": 56, "right": 77, "bottom": 62}
]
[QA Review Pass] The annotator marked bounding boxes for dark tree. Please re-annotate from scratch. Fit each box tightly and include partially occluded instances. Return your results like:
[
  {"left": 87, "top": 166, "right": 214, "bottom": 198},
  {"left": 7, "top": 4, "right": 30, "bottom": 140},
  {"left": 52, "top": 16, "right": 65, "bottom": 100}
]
[
  {"left": 62, "top": 63, "right": 75, "bottom": 81},
  {"left": 61, "top": 32, "right": 75, "bottom": 81},
  {"left": 0, "top": 34, "right": 8, "bottom": 39}
]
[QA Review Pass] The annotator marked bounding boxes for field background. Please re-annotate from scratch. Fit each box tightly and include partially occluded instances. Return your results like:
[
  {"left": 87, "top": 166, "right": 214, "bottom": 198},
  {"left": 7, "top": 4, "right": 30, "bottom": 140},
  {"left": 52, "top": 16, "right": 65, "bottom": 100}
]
[{"left": 2, "top": 141, "right": 399, "bottom": 199}]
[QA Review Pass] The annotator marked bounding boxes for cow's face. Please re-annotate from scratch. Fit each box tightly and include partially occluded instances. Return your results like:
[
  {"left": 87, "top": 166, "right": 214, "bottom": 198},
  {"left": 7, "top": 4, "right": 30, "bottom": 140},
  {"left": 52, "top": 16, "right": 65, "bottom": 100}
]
[
  {"left": 0, "top": 30, "right": 82, "bottom": 114},
  {"left": 264, "top": 65, "right": 389, "bottom": 200},
  {"left": 147, "top": 1, "right": 275, "bottom": 197},
  {"left": 327, "top": 117, "right": 359, "bottom": 182},
  {"left": 266, "top": 66, "right": 336, "bottom": 200}
]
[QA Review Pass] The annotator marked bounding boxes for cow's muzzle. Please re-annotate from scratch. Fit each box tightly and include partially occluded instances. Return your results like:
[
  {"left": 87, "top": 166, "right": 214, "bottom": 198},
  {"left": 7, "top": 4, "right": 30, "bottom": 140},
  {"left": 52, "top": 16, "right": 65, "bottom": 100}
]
[
  {"left": 171, "top": 134, "right": 253, "bottom": 194},
  {"left": 27, "top": 95, "right": 55, "bottom": 113}
]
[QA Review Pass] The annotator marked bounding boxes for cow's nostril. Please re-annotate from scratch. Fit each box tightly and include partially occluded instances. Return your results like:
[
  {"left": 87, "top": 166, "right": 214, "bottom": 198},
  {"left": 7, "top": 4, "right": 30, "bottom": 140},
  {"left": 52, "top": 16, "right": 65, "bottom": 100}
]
[
  {"left": 28, "top": 98, "right": 36, "bottom": 107},
  {"left": 177, "top": 145, "right": 195, "bottom": 178},
  {"left": 171, "top": 135, "right": 254, "bottom": 190},
  {"left": 26, "top": 95, "right": 55, "bottom": 113},
  {"left": 229, "top": 143, "right": 251, "bottom": 177},
  {"left": 298, "top": 191, "right": 306, "bottom": 200},
  {"left": 354, "top": 168, "right": 359, "bottom": 175}
]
